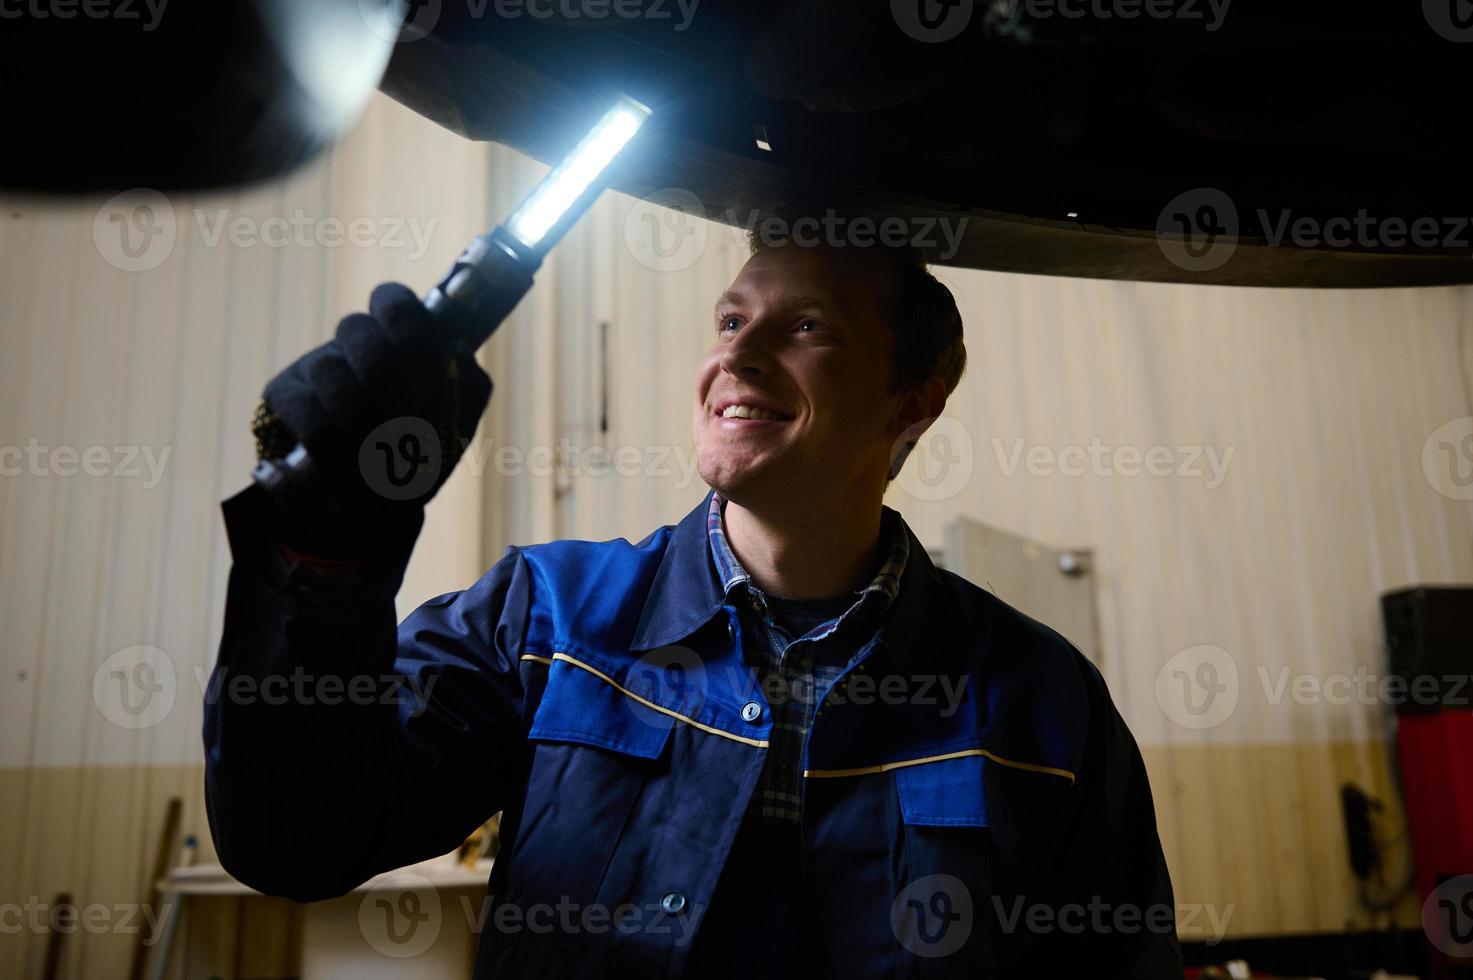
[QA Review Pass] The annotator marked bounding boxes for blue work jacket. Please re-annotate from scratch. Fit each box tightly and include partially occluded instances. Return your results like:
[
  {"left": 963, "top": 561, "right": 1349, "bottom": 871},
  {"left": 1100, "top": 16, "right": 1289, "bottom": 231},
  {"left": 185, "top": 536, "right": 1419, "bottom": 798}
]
[{"left": 204, "top": 485, "right": 1182, "bottom": 978}]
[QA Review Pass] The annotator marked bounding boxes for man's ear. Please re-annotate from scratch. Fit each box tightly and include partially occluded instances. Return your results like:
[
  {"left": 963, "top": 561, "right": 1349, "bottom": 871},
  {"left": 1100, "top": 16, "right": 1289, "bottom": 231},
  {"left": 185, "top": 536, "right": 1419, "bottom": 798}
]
[
  {"left": 886, "top": 377, "right": 949, "bottom": 479},
  {"left": 888, "top": 377, "right": 948, "bottom": 440}
]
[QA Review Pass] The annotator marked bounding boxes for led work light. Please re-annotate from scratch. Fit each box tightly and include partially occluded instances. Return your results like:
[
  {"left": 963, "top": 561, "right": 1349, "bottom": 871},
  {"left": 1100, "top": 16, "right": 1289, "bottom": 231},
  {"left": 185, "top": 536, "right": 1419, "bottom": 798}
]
[{"left": 253, "top": 95, "right": 652, "bottom": 496}]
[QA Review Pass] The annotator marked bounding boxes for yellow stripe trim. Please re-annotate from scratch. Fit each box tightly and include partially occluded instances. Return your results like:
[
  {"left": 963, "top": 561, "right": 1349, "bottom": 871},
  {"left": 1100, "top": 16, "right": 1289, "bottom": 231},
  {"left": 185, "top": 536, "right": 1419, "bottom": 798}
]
[
  {"left": 520, "top": 654, "right": 1071, "bottom": 782},
  {"left": 804, "top": 747, "right": 1076, "bottom": 784},
  {"left": 522, "top": 651, "right": 769, "bottom": 749}
]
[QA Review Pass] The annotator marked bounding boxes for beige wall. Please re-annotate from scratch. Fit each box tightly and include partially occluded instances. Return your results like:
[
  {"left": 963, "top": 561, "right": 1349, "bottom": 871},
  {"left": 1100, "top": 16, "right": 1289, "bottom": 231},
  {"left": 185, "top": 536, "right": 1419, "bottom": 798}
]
[{"left": 4, "top": 85, "right": 1473, "bottom": 978}]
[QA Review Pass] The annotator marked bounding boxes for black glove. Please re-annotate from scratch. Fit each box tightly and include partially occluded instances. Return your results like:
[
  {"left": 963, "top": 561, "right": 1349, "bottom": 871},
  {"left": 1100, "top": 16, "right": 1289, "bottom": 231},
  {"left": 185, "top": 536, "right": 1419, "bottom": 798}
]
[{"left": 252, "top": 282, "right": 492, "bottom": 557}]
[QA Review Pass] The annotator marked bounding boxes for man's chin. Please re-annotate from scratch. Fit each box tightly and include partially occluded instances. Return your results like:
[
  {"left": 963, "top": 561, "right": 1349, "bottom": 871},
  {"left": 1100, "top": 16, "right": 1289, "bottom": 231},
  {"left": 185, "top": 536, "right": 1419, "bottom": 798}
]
[{"left": 697, "top": 453, "right": 783, "bottom": 503}]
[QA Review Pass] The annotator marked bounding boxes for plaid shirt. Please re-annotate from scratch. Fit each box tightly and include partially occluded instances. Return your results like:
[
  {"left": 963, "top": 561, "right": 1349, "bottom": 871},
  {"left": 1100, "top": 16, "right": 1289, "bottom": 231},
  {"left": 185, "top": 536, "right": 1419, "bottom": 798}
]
[{"left": 706, "top": 492, "right": 909, "bottom": 824}]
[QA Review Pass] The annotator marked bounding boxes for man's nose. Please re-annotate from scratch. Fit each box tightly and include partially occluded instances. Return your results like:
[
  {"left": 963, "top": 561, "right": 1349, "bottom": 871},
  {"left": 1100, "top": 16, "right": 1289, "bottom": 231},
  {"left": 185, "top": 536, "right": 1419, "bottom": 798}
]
[{"left": 718, "top": 316, "right": 778, "bottom": 377}]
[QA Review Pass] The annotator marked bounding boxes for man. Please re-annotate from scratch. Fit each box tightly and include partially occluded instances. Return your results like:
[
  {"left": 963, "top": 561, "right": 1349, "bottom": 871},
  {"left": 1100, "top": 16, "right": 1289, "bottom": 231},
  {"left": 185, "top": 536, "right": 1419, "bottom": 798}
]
[{"left": 205, "top": 213, "right": 1182, "bottom": 977}]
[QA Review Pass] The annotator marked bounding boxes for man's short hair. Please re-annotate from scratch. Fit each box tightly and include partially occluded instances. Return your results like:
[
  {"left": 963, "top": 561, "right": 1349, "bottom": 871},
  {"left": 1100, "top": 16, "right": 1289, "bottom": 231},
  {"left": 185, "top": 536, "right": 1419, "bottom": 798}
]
[{"left": 743, "top": 205, "right": 967, "bottom": 399}]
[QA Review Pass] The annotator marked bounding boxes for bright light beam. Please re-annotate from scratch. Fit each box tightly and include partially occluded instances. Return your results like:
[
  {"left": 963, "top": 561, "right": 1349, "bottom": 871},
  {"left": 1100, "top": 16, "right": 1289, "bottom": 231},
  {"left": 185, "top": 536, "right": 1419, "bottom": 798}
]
[{"left": 505, "top": 96, "right": 652, "bottom": 250}]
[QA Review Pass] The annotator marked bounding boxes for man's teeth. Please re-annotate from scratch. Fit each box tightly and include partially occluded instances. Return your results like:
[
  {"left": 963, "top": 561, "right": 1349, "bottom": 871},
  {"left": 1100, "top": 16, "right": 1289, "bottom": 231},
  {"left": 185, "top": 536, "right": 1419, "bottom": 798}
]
[{"left": 722, "top": 404, "right": 784, "bottom": 421}]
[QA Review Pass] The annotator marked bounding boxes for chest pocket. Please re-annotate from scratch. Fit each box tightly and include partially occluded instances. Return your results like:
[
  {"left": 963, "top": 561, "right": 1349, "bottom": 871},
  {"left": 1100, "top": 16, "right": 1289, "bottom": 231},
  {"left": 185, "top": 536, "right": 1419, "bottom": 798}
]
[
  {"left": 499, "top": 653, "right": 676, "bottom": 948},
  {"left": 891, "top": 754, "right": 993, "bottom": 976},
  {"left": 895, "top": 753, "right": 989, "bottom": 828},
  {"left": 525, "top": 653, "right": 677, "bottom": 758},
  {"left": 892, "top": 750, "right": 1077, "bottom": 976},
  {"left": 897, "top": 749, "right": 1073, "bottom": 846}
]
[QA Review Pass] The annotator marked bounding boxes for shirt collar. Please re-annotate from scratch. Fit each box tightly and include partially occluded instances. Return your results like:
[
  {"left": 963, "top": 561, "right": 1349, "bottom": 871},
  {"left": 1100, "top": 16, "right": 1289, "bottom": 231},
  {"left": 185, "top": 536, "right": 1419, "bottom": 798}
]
[
  {"left": 629, "top": 488, "right": 937, "bottom": 669},
  {"left": 706, "top": 491, "right": 749, "bottom": 595},
  {"left": 706, "top": 491, "right": 910, "bottom": 612}
]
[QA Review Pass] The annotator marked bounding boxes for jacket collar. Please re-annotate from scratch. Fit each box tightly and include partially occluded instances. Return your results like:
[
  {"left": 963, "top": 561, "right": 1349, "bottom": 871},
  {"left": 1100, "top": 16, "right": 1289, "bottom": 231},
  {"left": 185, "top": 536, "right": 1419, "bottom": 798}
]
[
  {"left": 874, "top": 518, "right": 946, "bottom": 672},
  {"left": 629, "top": 489, "right": 729, "bottom": 652},
  {"left": 630, "top": 489, "right": 944, "bottom": 672}
]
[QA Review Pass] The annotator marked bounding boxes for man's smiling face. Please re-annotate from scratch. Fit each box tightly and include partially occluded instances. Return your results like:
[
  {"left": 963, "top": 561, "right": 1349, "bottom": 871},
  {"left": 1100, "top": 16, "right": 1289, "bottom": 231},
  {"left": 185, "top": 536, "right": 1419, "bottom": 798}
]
[{"left": 693, "top": 243, "right": 905, "bottom": 504}]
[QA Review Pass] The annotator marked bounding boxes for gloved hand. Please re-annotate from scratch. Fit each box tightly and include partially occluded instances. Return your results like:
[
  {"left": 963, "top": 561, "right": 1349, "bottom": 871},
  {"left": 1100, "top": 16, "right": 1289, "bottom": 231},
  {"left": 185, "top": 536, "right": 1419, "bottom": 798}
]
[{"left": 251, "top": 282, "right": 492, "bottom": 558}]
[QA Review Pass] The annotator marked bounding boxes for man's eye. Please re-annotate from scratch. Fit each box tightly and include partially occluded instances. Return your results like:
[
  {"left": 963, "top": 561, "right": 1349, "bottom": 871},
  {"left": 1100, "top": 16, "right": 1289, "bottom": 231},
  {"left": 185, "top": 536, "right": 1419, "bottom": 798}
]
[
  {"left": 719, "top": 316, "right": 741, "bottom": 333},
  {"left": 797, "top": 319, "right": 818, "bottom": 333}
]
